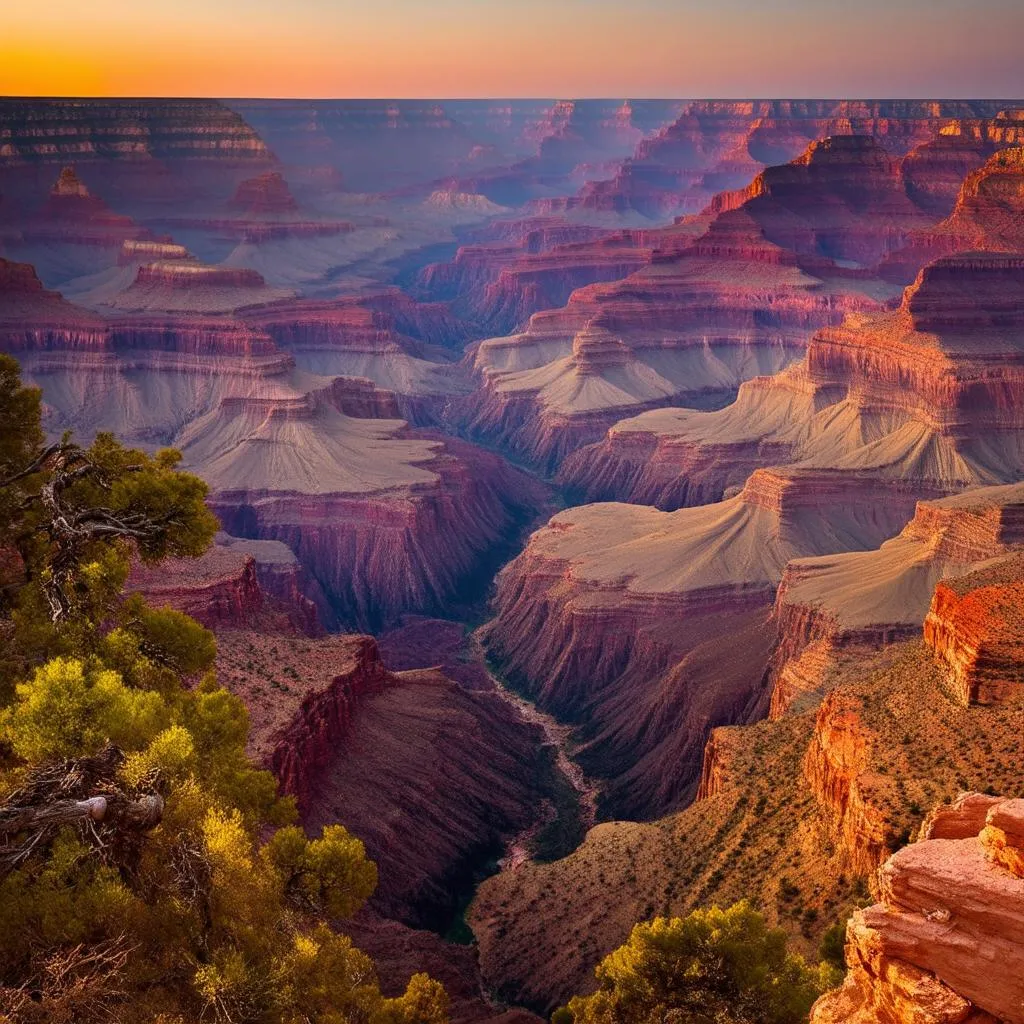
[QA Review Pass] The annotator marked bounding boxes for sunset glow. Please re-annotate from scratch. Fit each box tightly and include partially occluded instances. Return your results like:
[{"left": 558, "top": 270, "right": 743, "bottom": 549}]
[{"left": 5, "top": 0, "right": 1023, "bottom": 98}]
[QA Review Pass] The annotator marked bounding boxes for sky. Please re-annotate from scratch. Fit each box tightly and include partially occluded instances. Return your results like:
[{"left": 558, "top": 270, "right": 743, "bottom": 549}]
[{"left": 3, "top": 0, "right": 1023, "bottom": 99}]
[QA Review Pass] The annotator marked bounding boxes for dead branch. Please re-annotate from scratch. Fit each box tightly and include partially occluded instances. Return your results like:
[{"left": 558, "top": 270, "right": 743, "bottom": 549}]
[{"left": 0, "top": 747, "right": 164, "bottom": 882}]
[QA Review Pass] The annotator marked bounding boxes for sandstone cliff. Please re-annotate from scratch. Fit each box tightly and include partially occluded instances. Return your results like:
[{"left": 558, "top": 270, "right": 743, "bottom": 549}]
[
  {"left": 811, "top": 795, "right": 1024, "bottom": 1024},
  {"left": 924, "top": 554, "right": 1024, "bottom": 705},
  {"left": 769, "top": 483, "right": 1024, "bottom": 716}
]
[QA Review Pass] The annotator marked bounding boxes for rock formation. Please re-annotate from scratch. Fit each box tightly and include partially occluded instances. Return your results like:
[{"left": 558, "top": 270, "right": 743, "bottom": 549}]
[
  {"left": 924, "top": 554, "right": 1024, "bottom": 705},
  {"left": 882, "top": 145, "right": 1024, "bottom": 281},
  {"left": 481, "top": 464, "right": 916, "bottom": 819},
  {"left": 561, "top": 251, "right": 1024, "bottom": 505},
  {"left": 769, "top": 483, "right": 1024, "bottom": 716},
  {"left": 465, "top": 135, "right": 944, "bottom": 472},
  {"left": 551, "top": 100, "right": 1013, "bottom": 218},
  {"left": 811, "top": 795, "right": 1024, "bottom": 1024},
  {"left": 228, "top": 170, "right": 300, "bottom": 215},
  {"left": 127, "top": 533, "right": 322, "bottom": 635}
]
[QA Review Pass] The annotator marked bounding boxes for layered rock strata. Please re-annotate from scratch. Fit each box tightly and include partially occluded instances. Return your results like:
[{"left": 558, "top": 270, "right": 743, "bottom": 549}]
[
  {"left": 769, "top": 483, "right": 1024, "bottom": 716},
  {"left": 811, "top": 796, "right": 1024, "bottom": 1024},
  {"left": 924, "top": 554, "right": 1024, "bottom": 705},
  {"left": 481, "top": 465, "right": 912, "bottom": 820},
  {"left": 466, "top": 137, "right": 923, "bottom": 472},
  {"left": 561, "top": 251, "right": 1024, "bottom": 505}
]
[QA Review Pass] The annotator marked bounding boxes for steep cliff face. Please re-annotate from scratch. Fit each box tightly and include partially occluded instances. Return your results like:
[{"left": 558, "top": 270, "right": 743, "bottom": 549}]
[
  {"left": 768, "top": 483, "right": 1024, "bottom": 716},
  {"left": 0, "top": 256, "right": 107, "bottom": 346},
  {"left": 216, "top": 629, "right": 549, "bottom": 934},
  {"left": 882, "top": 145, "right": 1024, "bottom": 282},
  {"left": 811, "top": 796, "right": 1024, "bottom": 1024},
  {"left": 802, "top": 692, "right": 890, "bottom": 876},
  {"left": 204, "top": 412, "right": 549, "bottom": 630},
  {"left": 0, "top": 99, "right": 270, "bottom": 165},
  {"left": 562, "top": 251, "right": 1024, "bottom": 505},
  {"left": 924, "top": 555, "right": 1024, "bottom": 705},
  {"left": 127, "top": 533, "right": 323, "bottom": 635},
  {"left": 481, "top": 467, "right": 912, "bottom": 820}
]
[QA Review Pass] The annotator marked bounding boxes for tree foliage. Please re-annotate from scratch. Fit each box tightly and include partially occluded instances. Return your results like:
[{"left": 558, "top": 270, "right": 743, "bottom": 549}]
[
  {"left": 0, "top": 355, "right": 448, "bottom": 1024},
  {"left": 558, "top": 902, "right": 829, "bottom": 1024}
]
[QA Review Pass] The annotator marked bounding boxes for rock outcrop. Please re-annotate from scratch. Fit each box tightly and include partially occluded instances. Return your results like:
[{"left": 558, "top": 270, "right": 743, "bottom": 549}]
[
  {"left": 811, "top": 796, "right": 1024, "bottom": 1024},
  {"left": 127, "top": 533, "right": 322, "bottom": 635},
  {"left": 562, "top": 251, "right": 1024, "bottom": 505},
  {"left": 228, "top": 170, "right": 299, "bottom": 215},
  {"left": 769, "top": 483, "right": 1024, "bottom": 716},
  {"left": 924, "top": 555, "right": 1024, "bottom": 705}
]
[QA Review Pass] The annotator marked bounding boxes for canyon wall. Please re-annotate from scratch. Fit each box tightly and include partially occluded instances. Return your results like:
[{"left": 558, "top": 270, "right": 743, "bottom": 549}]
[{"left": 812, "top": 795, "right": 1024, "bottom": 1024}]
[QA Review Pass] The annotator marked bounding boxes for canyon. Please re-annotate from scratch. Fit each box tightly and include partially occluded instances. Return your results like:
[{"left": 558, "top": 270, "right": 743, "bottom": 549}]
[{"left": 2, "top": 96, "right": 1023, "bottom": 1022}]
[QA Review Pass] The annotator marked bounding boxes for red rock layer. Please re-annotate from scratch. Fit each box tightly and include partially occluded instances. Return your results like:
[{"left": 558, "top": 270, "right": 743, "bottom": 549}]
[
  {"left": 811, "top": 796, "right": 1024, "bottom": 1024},
  {"left": 707, "top": 135, "right": 934, "bottom": 267},
  {"left": 131, "top": 261, "right": 267, "bottom": 290},
  {"left": 802, "top": 691, "right": 891, "bottom": 876},
  {"left": 882, "top": 145, "right": 1024, "bottom": 282},
  {"left": 924, "top": 555, "right": 1024, "bottom": 705},
  {"left": 127, "top": 534, "right": 322, "bottom": 635},
  {"left": 417, "top": 226, "right": 652, "bottom": 336},
  {"left": 215, "top": 627, "right": 550, "bottom": 936},
  {"left": 228, "top": 170, "right": 299, "bottom": 215},
  {"left": 561, "top": 250, "right": 1024, "bottom": 507},
  {"left": 767, "top": 484, "right": 1024, "bottom": 717}
]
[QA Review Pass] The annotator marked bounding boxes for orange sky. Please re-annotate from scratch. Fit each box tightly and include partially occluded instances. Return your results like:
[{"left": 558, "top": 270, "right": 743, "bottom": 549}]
[{"left": 4, "top": 0, "right": 1023, "bottom": 98}]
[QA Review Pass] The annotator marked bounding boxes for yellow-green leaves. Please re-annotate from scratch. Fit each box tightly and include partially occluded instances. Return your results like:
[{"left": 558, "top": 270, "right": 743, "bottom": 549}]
[
  {"left": 266, "top": 824, "right": 378, "bottom": 920},
  {"left": 3, "top": 657, "right": 167, "bottom": 762},
  {"left": 563, "top": 902, "right": 825, "bottom": 1024}
]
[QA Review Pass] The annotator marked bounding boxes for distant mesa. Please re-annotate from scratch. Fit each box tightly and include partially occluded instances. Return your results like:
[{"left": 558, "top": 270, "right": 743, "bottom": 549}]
[
  {"left": 133, "top": 260, "right": 267, "bottom": 291},
  {"left": 51, "top": 165, "right": 91, "bottom": 199},
  {"left": 228, "top": 170, "right": 300, "bottom": 216},
  {"left": 423, "top": 189, "right": 508, "bottom": 214}
]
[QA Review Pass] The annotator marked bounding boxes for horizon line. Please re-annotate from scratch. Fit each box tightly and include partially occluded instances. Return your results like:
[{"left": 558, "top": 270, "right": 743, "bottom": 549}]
[{"left": 3, "top": 94, "right": 1024, "bottom": 103}]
